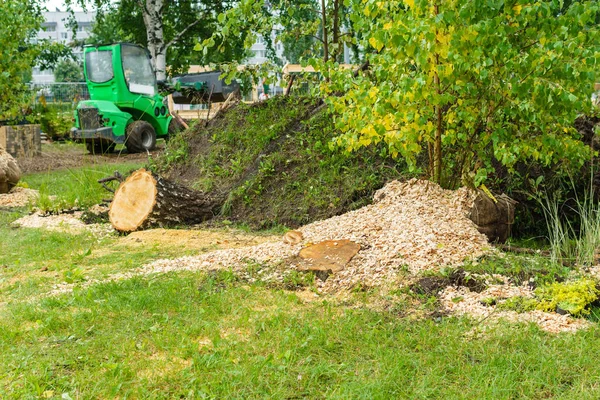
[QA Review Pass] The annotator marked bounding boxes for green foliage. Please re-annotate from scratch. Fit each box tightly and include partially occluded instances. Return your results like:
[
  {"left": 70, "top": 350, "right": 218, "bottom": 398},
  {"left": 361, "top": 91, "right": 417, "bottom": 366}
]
[
  {"left": 84, "top": 0, "right": 250, "bottom": 76},
  {"left": 0, "top": 0, "right": 42, "bottom": 121},
  {"left": 496, "top": 296, "right": 538, "bottom": 313},
  {"left": 30, "top": 106, "right": 73, "bottom": 141},
  {"left": 463, "top": 253, "right": 570, "bottom": 286},
  {"left": 536, "top": 278, "right": 600, "bottom": 316},
  {"left": 54, "top": 59, "right": 84, "bottom": 83},
  {"left": 321, "top": 0, "right": 599, "bottom": 186}
]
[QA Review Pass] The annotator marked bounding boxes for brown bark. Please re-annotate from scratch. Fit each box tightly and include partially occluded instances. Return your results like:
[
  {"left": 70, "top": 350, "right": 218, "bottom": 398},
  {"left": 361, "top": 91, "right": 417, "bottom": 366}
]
[
  {"left": 469, "top": 191, "right": 517, "bottom": 243},
  {"left": 0, "top": 147, "right": 21, "bottom": 194},
  {"left": 332, "top": 0, "right": 340, "bottom": 61},
  {"left": 321, "top": 0, "right": 328, "bottom": 62},
  {"left": 109, "top": 169, "right": 224, "bottom": 232},
  {"left": 433, "top": 3, "right": 443, "bottom": 184}
]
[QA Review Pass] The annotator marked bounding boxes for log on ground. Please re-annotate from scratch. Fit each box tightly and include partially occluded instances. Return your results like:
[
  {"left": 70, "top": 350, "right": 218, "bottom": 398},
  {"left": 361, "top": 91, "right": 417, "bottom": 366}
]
[
  {"left": 0, "top": 147, "right": 21, "bottom": 194},
  {"left": 108, "top": 168, "right": 224, "bottom": 232}
]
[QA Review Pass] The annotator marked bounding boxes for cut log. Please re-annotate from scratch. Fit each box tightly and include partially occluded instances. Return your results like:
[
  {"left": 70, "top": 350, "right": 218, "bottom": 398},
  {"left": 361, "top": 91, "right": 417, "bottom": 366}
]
[
  {"left": 108, "top": 168, "right": 223, "bottom": 232},
  {"left": 469, "top": 191, "right": 517, "bottom": 243},
  {"left": 0, "top": 146, "right": 21, "bottom": 194}
]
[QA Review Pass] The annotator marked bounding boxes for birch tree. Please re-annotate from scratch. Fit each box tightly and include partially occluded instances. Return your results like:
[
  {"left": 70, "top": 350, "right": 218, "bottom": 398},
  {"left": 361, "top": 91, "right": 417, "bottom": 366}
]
[{"left": 70, "top": 0, "right": 244, "bottom": 80}]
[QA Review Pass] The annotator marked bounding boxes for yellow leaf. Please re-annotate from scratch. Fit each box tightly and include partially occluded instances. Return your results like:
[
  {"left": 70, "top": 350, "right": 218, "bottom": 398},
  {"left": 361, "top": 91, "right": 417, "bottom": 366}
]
[
  {"left": 368, "top": 37, "right": 384, "bottom": 51},
  {"left": 513, "top": 4, "right": 522, "bottom": 15},
  {"left": 404, "top": 0, "right": 415, "bottom": 8},
  {"left": 384, "top": 22, "right": 393, "bottom": 30}
]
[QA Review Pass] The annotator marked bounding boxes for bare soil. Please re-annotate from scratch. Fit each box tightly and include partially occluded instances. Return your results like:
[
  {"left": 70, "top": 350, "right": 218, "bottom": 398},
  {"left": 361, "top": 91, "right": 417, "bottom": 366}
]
[
  {"left": 17, "top": 143, "right": 161, "bottom": 174},
  {"left": 121, "top": 228, "right": 278, "bottom": 252}
]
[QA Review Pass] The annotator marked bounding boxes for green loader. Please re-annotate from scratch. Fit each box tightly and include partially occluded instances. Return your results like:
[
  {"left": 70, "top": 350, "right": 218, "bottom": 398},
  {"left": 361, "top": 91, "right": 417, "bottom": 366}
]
[{"left": 71, "top": 43, "right": 238, "bottom": 154}]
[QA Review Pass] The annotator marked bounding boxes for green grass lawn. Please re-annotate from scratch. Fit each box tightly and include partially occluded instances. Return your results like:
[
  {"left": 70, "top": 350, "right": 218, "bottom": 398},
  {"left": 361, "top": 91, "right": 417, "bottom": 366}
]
[
  {"left": 21, "top": 162, "right": 145, "bottom": 211},
  {"left": 3, "top": 163, "right": 600, "bottom": 398}
]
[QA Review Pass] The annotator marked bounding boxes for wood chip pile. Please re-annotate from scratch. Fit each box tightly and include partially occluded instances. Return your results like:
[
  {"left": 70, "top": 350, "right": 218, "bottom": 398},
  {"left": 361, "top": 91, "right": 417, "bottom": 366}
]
[
  {"left": 139, "top": 179, "right": 490, "bottom": 291},
  {"left": 0, "top": 187, "right": 38, "bottom": 208},
  {"left": 12, "top": 211, "right": 113, "bottom": 237}
]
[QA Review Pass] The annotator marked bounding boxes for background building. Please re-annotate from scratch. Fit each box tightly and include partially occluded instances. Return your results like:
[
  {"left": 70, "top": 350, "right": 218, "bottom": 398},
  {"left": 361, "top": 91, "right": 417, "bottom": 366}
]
[{"left": 32, "top": 10, "right": 95, "bottom": 83}]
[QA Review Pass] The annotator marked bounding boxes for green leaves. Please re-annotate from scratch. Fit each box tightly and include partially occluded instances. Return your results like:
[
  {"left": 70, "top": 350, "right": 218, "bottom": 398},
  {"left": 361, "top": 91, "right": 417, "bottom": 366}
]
[
  {"left": 0, "top": 0, "right": 43, "bottom": 121},
  {"left": 323, "top": 0, "right": 600, "bottom": 187}
]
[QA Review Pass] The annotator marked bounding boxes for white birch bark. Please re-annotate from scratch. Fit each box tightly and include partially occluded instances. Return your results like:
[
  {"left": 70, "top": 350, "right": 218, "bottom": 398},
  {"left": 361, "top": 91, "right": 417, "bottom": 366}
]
[{"left": 142, "top": 0, "right": 167, "bottom": 81}]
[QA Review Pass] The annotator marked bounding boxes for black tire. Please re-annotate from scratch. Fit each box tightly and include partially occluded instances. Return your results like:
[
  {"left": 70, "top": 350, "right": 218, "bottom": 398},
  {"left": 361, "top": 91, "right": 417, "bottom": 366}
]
[
  {"left": 125, "top": 121, "right": 156, "bottom": 153},
  {"left": 86, "top": 140, "right": 115, "bottom": 155}
]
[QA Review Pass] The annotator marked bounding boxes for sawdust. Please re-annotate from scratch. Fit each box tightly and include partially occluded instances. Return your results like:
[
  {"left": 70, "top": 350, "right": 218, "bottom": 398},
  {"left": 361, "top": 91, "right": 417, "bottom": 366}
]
[
  {"left": 0, "top": 187, "right": 38, "bottom": 208},
  {"left": 440, "top": 282, "right": 590, "bottom": 334},
  {"left": 50, "top": 179, "right": 489, "bottom": 292},
  {"left": 134, "top": 179, "right": 489, "bottom": 291},
  {"left": 11, "top": 211, "right": 113, "bottom": 237}
]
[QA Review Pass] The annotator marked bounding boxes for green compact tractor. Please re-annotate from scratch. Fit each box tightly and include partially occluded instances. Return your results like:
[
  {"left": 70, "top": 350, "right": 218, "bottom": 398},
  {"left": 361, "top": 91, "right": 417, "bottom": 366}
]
[{"left": 71, "top": 43, "right": 238, "bottom": 154}]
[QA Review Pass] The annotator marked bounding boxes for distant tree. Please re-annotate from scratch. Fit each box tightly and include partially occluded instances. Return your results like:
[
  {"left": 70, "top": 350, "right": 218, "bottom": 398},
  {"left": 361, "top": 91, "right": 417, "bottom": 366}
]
[
  {"left": 69, "top": 0, "right": 249, "bottom": 80},
  {"left": 199, "top": 0, "right": 360, "bottom": 64},
  {"left": 54, "top": 59, "right": 84, "bottom": 82},
  {"left": 0, "top": 0, "right": 43, "bottom": 121}
]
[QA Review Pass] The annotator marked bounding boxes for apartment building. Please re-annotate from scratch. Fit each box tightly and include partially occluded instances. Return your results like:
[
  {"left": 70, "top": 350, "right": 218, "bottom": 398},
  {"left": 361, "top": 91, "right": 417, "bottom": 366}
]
[{"left": 32, "top": 10, "right": 96, "bottom": 83}]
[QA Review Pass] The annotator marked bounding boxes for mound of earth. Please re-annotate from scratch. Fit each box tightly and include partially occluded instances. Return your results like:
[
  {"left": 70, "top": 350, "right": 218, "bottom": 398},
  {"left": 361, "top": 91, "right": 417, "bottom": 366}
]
[{"left": 155, "top": 96, "right": 407, "bottom": 229}]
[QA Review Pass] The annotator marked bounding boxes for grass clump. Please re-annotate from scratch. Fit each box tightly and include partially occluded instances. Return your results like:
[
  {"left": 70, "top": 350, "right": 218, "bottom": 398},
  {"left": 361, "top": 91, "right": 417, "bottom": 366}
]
[
  {"left": 538, "top": 179, "right": 600, "bottom": 267},
  {"left": 495, "top": 279, "right": 599, "bottom": 317},
  {"left": 22, "top": 162, "right": 144, "bottom": 212}
]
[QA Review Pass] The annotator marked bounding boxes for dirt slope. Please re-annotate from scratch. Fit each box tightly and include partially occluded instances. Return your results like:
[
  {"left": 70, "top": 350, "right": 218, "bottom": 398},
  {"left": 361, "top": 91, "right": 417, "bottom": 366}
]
[{"left": 155, "top": 96, "right": 410, "bottom": 228}]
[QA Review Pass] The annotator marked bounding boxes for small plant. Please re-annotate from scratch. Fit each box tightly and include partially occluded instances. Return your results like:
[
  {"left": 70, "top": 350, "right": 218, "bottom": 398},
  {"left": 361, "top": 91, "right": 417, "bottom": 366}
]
[
  {"left": 496, "top": 296, "right": 538, "bottom": 313},
  {"left": 535, "top": 278, "right": 599, "bottom": 316},
  {"left": 63, "top": 267, "right": 86, "bottom": 284}
]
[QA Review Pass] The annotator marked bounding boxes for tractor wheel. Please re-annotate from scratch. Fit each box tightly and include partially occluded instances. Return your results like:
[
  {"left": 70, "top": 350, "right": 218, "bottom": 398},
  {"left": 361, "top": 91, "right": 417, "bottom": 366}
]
[
  {"left": 86, "top": 141, "right": 115, "bottom": 155},
  {"left": 125, "top": 121, "right": 156, "bottom": 153}
]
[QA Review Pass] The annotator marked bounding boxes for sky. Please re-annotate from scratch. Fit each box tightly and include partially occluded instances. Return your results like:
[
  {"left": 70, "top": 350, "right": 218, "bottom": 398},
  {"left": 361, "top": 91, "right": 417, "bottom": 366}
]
[{"left": 43, "top": 0, "right": 84, "bottom": 12}]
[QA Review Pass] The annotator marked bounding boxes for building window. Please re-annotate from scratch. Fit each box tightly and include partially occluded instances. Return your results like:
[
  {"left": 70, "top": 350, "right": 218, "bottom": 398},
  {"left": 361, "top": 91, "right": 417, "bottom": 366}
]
[
  {"left": 61, "top": 32, "right": 68, "bottom": 39},
  {"left": 44, "top": 26, "right": 56, "bottom": 32}
]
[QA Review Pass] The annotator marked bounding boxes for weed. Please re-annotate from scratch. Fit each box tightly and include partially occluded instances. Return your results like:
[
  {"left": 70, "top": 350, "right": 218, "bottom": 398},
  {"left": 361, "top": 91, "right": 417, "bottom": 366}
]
[
  {"left": 535, "top": 278, "right": 600, "bottom": 316},
  {"left": 538, "top": 178, "right": 600, "bottom": 267}
]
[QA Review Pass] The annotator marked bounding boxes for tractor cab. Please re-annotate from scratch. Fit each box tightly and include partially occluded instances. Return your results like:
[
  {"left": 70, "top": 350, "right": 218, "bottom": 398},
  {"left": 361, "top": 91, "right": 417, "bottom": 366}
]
[{"left": 71, "top": 43, "right": 172, "bottom": 153}]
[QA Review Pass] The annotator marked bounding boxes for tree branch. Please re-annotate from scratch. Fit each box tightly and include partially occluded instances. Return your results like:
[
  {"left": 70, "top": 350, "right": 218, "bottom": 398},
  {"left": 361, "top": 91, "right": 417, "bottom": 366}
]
[{"left": 164, "top": 18, "right": 203, "bottom": 51}]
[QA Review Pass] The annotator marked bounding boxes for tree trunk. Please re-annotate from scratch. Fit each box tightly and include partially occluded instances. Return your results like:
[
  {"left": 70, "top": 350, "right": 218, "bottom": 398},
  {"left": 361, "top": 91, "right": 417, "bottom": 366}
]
[
  {"left": 432, "top": 3, "right": 443, "bottom": 184},
  {"left": 108, "top": 169, "right": 224, "bottom": 232},
  {"left": 332, "top": 0, "right": 340, "bottom": 62},
  {"left": 321, "top": 0, "right": 328, "bottom": 62},
  {"left": 142, "top": 0, "right": 167, "bottom": 81}
]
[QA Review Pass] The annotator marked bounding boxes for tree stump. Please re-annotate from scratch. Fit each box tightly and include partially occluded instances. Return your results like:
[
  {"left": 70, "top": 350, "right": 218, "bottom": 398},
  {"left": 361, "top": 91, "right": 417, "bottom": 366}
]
[
  {"left": 108, "top": 169, "right": 223, "bottom": 232},
  {"left": 469, "top": 190, "right": 517, "bottom": 243},
  {"left": 0, "top": 147, "right": 21, "bottom": 194}
]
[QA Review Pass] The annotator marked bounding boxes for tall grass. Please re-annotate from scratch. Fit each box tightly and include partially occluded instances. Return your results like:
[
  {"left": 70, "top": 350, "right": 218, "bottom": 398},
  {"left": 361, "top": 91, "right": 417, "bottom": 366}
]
[
  {"left": 539, "top": 176, "right": 600, "bottom": 266},
  {"left": 22, "top": 163, "right": 144, "bottom": 212}
]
